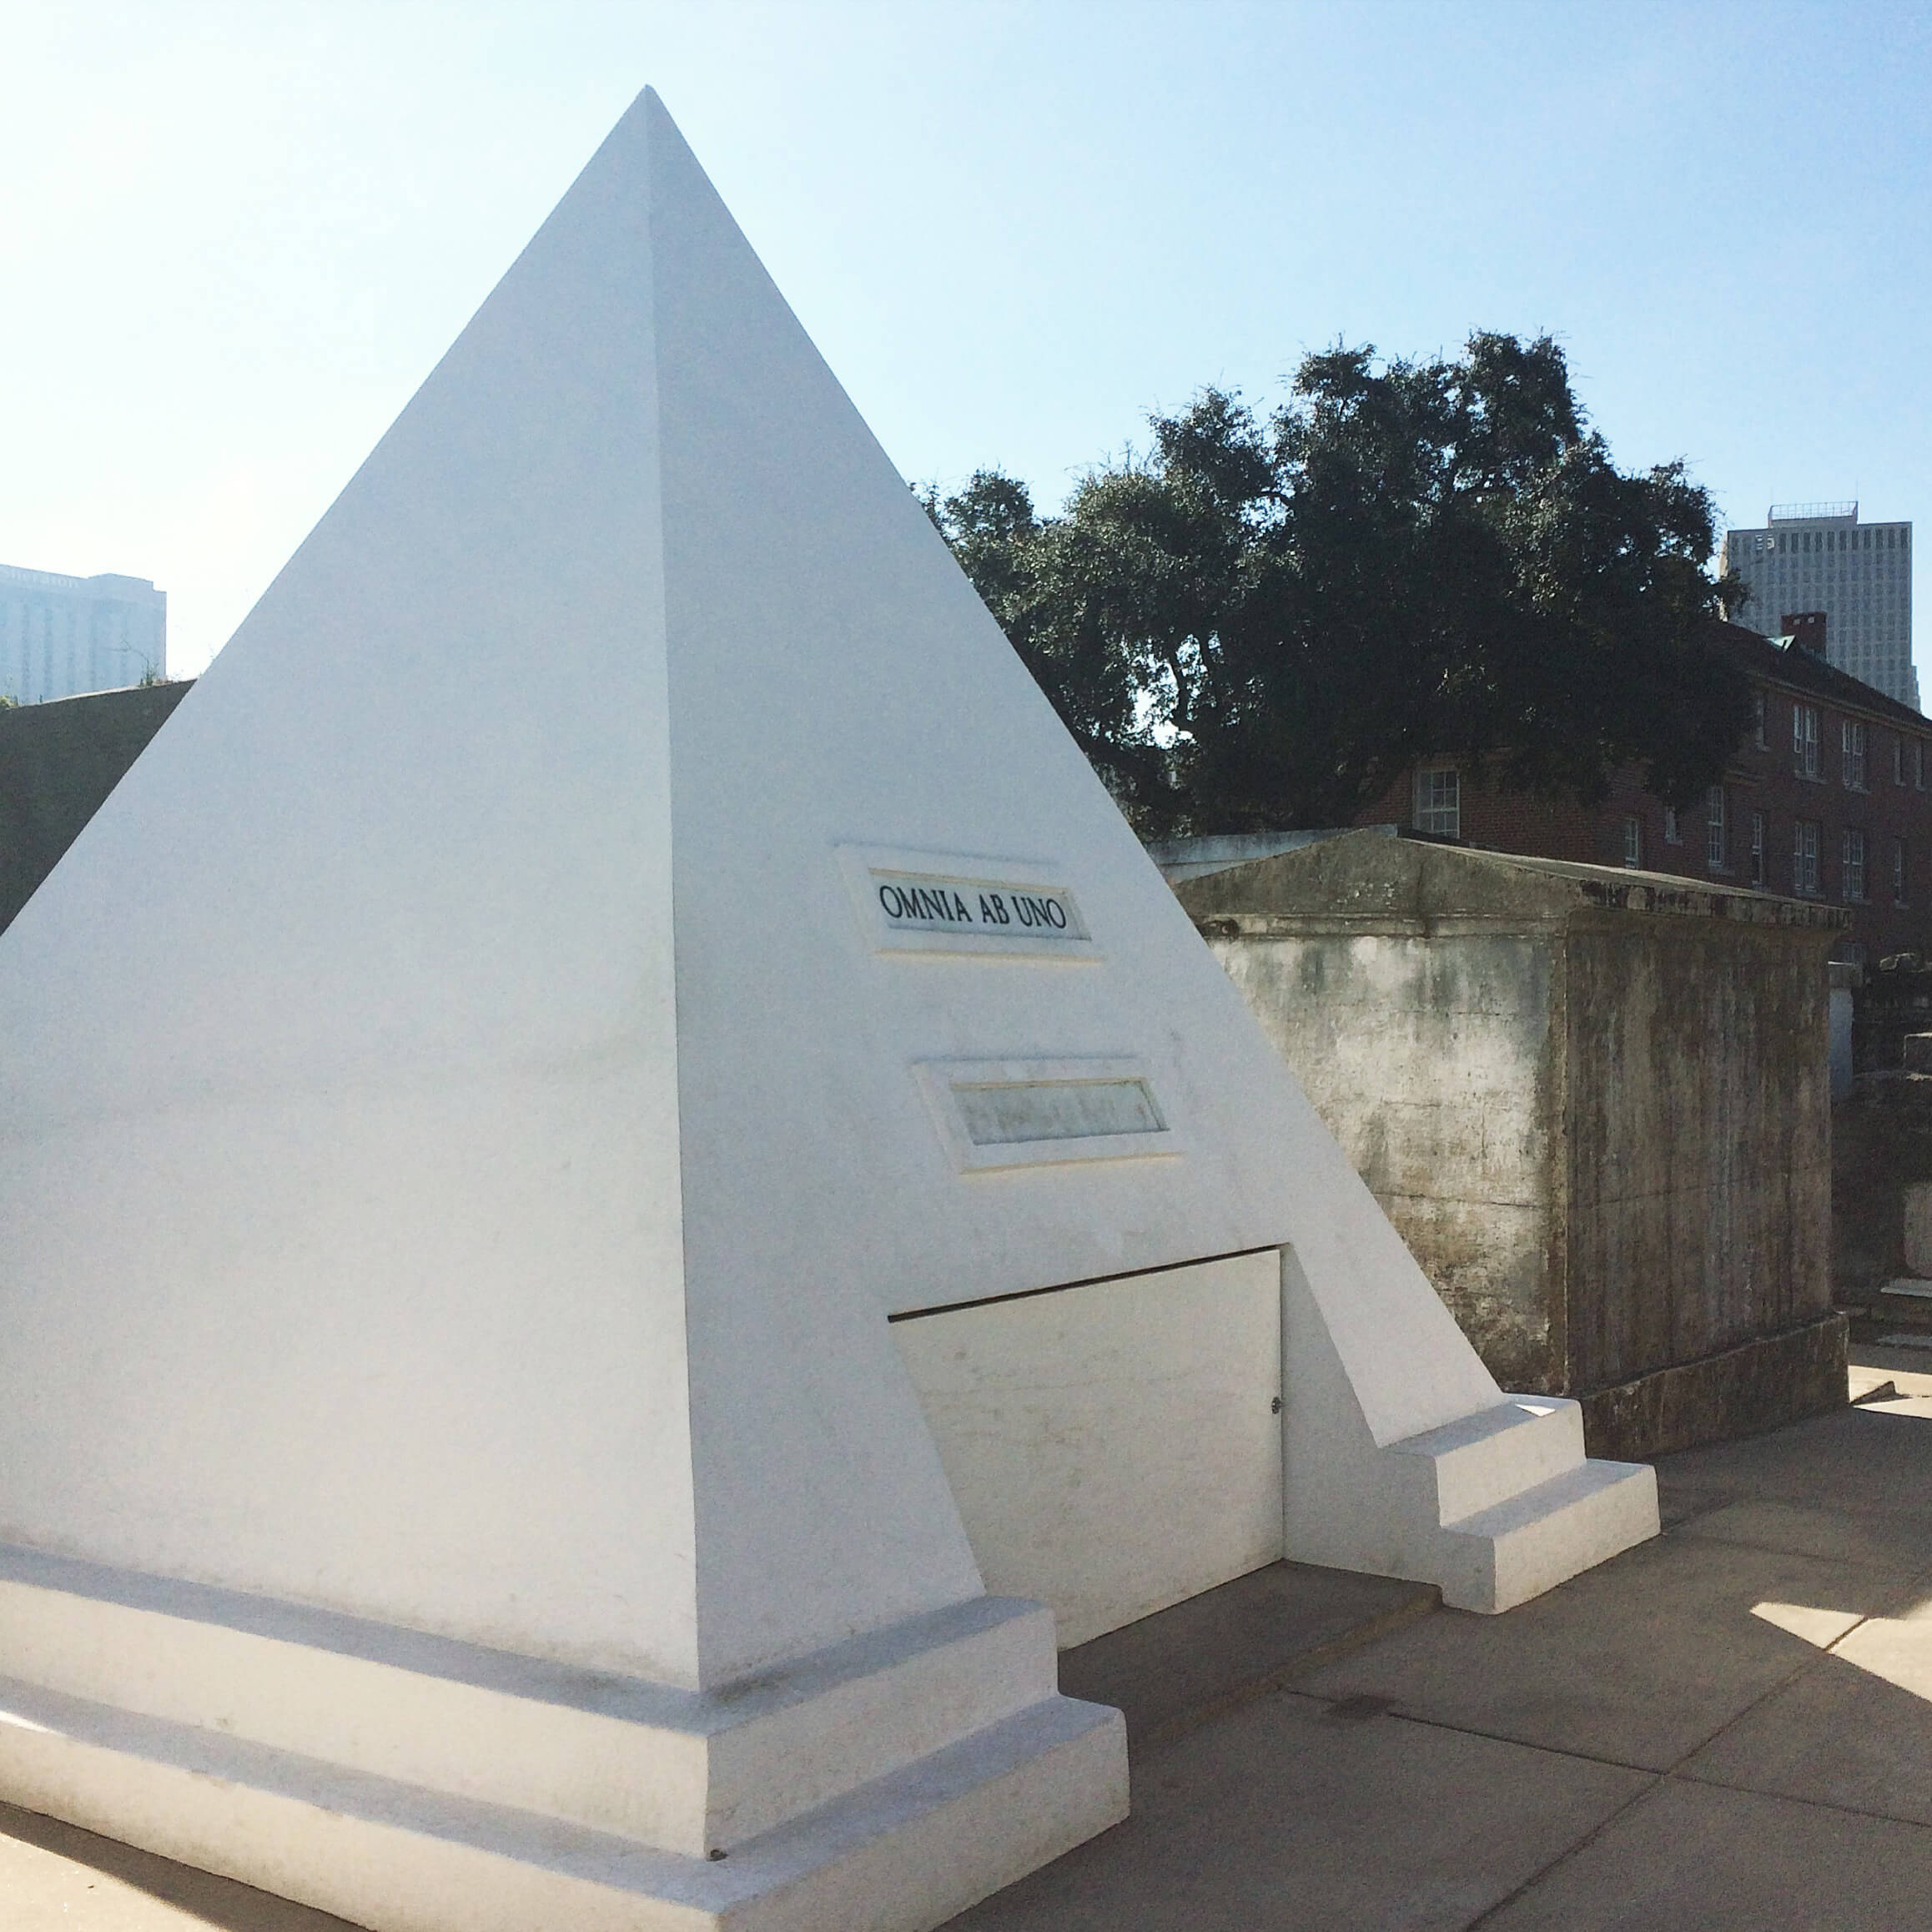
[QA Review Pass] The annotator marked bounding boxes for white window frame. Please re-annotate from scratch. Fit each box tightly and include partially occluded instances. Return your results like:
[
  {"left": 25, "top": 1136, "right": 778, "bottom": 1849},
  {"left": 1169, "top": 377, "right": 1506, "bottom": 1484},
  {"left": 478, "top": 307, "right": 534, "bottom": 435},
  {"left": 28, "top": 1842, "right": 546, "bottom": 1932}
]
[
  {"left": 1663, "top": 806, "right": 1682, "bottom": 845},
  {"left": 1706, "top": 786, "right": 1727, "bottom": 871},
  {"left": 1413, "top": 766, "right": 1461, "bottom": 838},
  {"left": 1794, "top": 703, "right": 1820, "bottom": 779},
  {"left": 1794, "top": 819, "right": 1820, "bottom": 897},
  {"left": 1844, "top": 828, "right": 1867, "bottom": 903},
  {"left": 1843, "top": 718, "right": 1869, "bottom": 791},
  {"left": 1623, "top": 814, "right": 1642, "bottom": 869},
  {"left": 1750, "top": 811, "right": 1765, "bottom": 888}
]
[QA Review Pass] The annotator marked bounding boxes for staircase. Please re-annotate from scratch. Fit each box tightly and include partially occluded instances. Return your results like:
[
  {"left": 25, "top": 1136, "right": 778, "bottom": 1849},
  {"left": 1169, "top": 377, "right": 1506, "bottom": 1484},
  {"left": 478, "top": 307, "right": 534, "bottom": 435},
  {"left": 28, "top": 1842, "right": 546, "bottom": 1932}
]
[{"left": 1388, "top": 1397, "right": 1658, "bottom": 1613}]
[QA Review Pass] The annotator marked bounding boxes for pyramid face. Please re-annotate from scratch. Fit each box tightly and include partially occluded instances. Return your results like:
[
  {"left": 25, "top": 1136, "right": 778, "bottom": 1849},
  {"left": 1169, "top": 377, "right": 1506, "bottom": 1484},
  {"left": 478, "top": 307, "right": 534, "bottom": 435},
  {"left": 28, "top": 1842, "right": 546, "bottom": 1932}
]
[{"left": 0, "top": 94, "right": 1495, "bottom": 1689}]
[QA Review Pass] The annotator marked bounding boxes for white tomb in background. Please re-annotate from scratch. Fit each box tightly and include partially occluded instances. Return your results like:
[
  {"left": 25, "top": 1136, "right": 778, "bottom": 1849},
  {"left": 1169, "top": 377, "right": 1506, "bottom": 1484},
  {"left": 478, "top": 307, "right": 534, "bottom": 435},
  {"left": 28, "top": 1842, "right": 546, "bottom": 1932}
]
[{"left": 0, "top": 90, "right": 1658, "bottom": 1932}]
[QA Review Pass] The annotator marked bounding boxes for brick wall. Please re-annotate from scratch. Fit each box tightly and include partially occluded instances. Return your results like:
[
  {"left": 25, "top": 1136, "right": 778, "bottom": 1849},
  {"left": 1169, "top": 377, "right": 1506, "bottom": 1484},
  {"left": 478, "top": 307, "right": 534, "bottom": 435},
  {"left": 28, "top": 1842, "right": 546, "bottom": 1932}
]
[{"left": 1366, "top": 652, "right": 1932, "bottom": 963}]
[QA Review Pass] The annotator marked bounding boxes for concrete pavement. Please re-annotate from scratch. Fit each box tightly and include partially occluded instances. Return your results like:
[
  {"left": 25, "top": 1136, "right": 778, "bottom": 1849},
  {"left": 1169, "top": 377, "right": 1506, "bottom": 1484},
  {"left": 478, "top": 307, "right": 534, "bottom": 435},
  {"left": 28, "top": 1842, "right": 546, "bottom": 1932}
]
[
  {"left": 949, "top": 1346, "right": 1932, "bottom": 1930},
  {"left": 5, "top": 1347, "right": 1932, "bottom": 1929}
]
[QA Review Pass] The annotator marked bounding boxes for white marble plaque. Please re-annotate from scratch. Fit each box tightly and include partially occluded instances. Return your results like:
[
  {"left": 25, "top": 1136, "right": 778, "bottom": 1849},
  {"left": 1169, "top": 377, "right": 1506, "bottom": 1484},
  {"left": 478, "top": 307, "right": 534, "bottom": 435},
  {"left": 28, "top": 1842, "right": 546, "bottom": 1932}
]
[
  {"left": 953, "top": 1078, "right": 1163, "bottom": 1147},
  {"left": 838, "top": 844, "right": 1098, "bottom": 959},
  {"left": 915, "top": 1059, "right": 1182, "bottom": 1172}
]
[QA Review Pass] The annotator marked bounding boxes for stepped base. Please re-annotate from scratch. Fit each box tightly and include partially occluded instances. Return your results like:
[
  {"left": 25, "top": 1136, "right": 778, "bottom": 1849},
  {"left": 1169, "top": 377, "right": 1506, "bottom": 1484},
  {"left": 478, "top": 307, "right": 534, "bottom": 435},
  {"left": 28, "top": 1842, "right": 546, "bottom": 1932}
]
[
  {"left": 0, "top": 1673, "right": 1124, "bottom": 1932},
  {"left": 0, "top": 1545, "right": 1127, "bottom": 1931},
  {"left": 1440, "top": 1457, "right": 1659, "bottom": 1613},
  {"left": 1392, "top": 1396, "right": 1658, "bottom": 1613},
  {"left": 1283, "top": 1251, "right": 1659, "bottom": 1614},
  {"left": 1876, "top": 1280, "right": 1932, "bottom": 1331},
  {"left": 1285, "top": 1370, "right": 1660, "bottom": 1613}
]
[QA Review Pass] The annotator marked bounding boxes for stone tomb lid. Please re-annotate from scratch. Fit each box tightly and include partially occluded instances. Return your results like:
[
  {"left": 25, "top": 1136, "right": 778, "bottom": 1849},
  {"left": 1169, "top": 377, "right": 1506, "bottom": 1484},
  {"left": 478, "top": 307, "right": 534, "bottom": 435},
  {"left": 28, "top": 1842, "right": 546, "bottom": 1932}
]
[{"left": 1173, "top": 827, "right": 1849, "bottom": 932}]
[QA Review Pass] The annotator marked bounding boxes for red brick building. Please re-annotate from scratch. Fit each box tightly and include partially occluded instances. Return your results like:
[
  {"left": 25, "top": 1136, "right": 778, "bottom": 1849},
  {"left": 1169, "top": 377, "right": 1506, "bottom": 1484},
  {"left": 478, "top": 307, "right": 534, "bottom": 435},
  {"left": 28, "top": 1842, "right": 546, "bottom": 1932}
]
[{"left": 1364, "top": 619, "right": 1932, "bottom": 963}]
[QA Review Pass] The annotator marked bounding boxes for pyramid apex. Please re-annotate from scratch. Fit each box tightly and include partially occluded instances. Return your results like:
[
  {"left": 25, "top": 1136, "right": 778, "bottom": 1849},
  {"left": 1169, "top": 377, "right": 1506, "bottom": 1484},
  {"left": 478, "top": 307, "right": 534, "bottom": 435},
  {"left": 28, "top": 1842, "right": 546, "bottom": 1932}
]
[{"left": 634, "top": 85, "right": 687, "bottom": 141}]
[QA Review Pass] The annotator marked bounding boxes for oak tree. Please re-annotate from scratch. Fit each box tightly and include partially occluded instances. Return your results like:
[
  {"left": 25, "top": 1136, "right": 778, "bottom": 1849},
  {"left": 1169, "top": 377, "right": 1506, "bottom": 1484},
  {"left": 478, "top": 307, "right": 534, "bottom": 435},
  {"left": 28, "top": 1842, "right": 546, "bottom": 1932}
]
[{"left": 925, "top": 334, "right": 1751, "bottom": 833}]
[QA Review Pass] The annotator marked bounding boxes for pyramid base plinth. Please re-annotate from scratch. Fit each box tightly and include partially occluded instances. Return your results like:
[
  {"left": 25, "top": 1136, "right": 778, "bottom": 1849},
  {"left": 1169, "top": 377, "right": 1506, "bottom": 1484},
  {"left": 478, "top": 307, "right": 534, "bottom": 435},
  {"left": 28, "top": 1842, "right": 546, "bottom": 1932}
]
[
  {"left": 0, "top": 1545, "right": 1127, "bottom": 1931},
  {"left": 0, "top": 1673, "right": 1124, "bottom": 1932}
]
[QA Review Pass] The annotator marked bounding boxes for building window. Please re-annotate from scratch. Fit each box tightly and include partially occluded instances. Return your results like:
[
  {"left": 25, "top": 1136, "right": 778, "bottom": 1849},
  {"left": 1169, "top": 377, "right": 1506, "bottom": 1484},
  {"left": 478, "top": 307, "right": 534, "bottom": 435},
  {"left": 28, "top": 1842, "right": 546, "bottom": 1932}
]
[
  {"left": 1753, "top": 692, "right": 1767, "bottom": 750},
  {"left": 1414, "top": 767, "right": 1460, "bottom": 838},
  {"left": 1843, "top": 718, "right": 1869, "bottom": 790},
  {"left": 1897, "top": 736, "right": 1907, "bottom": 786},
  {"left": 1663, "top": 806, "right": 1682, "bottom": 844},
  {"left": 1918, "top": 741, "right": 1926, "bottom": 790},
  {"left": 1794, "top": 819, "right": 1820, "bottom": 897},
  {"left": 1706, "top": 786, "right": 1727, "bottom": 870},
  {"left": 1751, "top": 811, "right": 1765, "bottom": 888},
  {"left": 1894, "top": 838, "right": 1909, "bottom": 907},
  {"left": 1794, "top": 703, "right": 1819, "bottom": 778},
  {"left": 1844, "top": 828, "right": 1868, "bottom": 903},
  {"left": 1623, "top": 815, "right": 1642, "bottom": 868}
]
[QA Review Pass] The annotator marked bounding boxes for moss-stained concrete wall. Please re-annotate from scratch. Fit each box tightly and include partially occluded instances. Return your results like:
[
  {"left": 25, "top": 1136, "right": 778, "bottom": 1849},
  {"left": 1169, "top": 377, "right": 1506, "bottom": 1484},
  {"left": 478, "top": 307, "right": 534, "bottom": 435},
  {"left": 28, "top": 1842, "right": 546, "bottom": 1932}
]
[
  {"left": 1565, "top": 913, "right": 1834, "bottom": 1391},
  {"left": 1180, "top": 831, "right": 1847, "bottom": 1456},
  {"left": 1210, "top": 927, "right": 1564, "bottom": 1391},
  {"left": 1832, "top": 1074, "right": 1932, "bottom": 1296},
  {"left": 0, "top": 682, "right": 192, "bottom": 936}
]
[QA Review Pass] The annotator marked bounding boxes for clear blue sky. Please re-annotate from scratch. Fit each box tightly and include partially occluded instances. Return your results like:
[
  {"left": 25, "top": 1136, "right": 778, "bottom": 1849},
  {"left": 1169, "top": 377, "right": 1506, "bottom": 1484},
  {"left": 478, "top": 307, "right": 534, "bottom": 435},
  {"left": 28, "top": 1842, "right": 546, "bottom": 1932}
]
[{"left": 7, "top": 0, "right": 1929, "bottom": 682}]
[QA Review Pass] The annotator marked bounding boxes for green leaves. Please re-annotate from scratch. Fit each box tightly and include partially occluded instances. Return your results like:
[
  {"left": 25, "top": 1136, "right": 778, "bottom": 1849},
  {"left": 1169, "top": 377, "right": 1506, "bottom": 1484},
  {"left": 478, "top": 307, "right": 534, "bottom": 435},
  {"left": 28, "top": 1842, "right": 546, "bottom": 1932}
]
[{"left": 926, "top": 333, "right": 1750, "bottom": 833}]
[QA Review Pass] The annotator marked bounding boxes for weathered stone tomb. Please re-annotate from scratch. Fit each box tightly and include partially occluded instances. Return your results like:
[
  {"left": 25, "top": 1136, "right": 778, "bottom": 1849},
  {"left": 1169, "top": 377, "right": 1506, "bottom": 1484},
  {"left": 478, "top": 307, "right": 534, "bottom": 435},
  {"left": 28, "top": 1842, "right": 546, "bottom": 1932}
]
[{"left": 1177, "top": 829, "right": 1849, "bottom": 1457}]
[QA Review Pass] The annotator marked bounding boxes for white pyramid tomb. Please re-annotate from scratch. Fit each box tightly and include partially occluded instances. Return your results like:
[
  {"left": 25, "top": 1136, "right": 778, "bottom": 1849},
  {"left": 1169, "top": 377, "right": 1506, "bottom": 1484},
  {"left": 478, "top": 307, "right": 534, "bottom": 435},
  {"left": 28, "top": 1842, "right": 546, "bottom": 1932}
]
[{"left": 0, "top": 89, "right": 1657, "bottom": 1931}]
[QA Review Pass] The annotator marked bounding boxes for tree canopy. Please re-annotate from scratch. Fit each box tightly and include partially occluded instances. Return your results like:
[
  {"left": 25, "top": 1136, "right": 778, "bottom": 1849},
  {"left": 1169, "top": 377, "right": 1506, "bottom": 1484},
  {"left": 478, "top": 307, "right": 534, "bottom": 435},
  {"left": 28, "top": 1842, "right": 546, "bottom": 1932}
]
[{"left": 923, "top": 333, "right": 1752, "bottom": 834}]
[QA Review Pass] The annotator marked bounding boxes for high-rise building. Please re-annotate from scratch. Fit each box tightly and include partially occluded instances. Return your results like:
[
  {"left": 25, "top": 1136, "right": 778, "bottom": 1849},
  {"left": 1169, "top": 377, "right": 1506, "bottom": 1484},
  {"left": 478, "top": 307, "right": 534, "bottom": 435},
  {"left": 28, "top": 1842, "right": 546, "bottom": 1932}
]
[
  {"left": 0, "top": 563, "right": 168, "bottom": 705},
  {"left": 1722, "top": 503, "right": 1915, "bottom": 711}
]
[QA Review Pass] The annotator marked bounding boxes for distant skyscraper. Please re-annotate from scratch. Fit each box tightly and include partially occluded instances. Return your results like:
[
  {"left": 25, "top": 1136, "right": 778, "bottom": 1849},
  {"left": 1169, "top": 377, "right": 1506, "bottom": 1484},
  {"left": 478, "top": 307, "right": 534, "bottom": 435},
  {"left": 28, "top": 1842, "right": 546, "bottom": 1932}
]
[
  {"left": 0, "top": 563, "right": 168, "bottom": 705},
  {"left": 1722, "top": 503, "right": 1915, "bottom": 711}
]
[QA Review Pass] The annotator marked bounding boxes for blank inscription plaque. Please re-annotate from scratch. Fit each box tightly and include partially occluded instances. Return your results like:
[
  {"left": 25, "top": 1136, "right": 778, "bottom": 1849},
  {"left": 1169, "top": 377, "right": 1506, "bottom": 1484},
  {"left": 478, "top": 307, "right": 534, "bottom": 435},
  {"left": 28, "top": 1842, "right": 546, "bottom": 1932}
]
[
  {"left": 915, "top": 1058, "right": 1183, "bottom": 1172},
  {"left": 953, "top": 1077, "right": 1164, "bottom": 1147}
]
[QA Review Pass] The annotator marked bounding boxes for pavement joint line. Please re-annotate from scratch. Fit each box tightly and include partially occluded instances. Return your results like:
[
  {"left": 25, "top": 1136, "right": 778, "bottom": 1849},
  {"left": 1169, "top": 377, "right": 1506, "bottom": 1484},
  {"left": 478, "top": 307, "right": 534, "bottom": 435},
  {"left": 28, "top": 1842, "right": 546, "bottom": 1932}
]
[
  {"left": 1666, "top": 1763, "right": 1932, "bottom": 1835},
  {"left": 1666, "top": 1492, "right": 1932, "bottom": 1533},
  {"left": 1665, "top": 1523, "right": 1932, "bottom": 1573},
  {"left": 1130, "top": 1585, "right": 1442, "bottom": 1753},
  {"left": 1655, "top": 1486, "right": 1746, "bottom": 1517},
  {"left": 1374, "top": 1706, "right": 1663, "bottom": 1778},
  {"left": 1459, "top": 1768, "right": 1669, "bottom": 1930},
  {"left": 1657, "top": 1507, "right": 1730, "bottom": 1533},
  {"left": 1459, "top": 1573, "right": 1909, "bottom": 1929},
  {"left": 1279, "top": 1542, "right": 1931, "bottom": 1785}
]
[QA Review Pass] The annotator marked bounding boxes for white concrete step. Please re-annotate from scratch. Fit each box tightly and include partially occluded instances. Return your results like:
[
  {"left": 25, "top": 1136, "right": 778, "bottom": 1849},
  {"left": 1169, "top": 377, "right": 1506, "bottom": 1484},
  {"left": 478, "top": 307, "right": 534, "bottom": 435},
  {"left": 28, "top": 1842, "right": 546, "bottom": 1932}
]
[
  {"left": 1439, "top": 1458, "right": 1658, "bottom": 1613},
  {"left": 0, "top": 1670, "right": 1125, "bottom": 1932},
  {"left": 1390, "top": 1396, "right": 1585, "bottom": 1524},
  {"left": 0, "top": 1542, "right": 1059, "bottom": 1856},
  {"left": 1280, "top": 1265, "right": 1660, "bottom": 1613}
]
